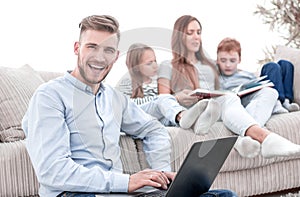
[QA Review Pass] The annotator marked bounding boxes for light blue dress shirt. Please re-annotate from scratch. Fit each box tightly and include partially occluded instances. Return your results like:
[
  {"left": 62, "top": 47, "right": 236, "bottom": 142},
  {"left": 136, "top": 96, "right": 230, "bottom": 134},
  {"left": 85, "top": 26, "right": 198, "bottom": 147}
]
[{"left": 22, "top": 72, "right": 171, "bottom": 197}]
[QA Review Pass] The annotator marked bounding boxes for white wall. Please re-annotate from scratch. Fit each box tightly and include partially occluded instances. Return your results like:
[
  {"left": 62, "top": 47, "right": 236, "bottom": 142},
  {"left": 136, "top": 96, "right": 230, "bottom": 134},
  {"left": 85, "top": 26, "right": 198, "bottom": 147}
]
[{"left": 0, "top": 0, "right": 284, "bottom": 86}]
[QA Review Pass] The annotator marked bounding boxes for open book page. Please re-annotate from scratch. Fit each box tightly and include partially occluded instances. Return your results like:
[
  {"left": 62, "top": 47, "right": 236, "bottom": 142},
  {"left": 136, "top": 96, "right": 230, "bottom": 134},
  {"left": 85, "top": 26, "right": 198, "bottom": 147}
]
[
  {"left": 231, "top": 75, "right": 274, "bottom": 97},
  {"left": 234, "top": 81, "right": 274, "bottom": 97},
  {"left": 189, "top": 75, "right": 274, "bottom": 98},
  {"left": 189, "top": 89, "right": 232, "bottom": 98},
  {"left": 231, "top": 75, "right": 267, "bottom": 93}
]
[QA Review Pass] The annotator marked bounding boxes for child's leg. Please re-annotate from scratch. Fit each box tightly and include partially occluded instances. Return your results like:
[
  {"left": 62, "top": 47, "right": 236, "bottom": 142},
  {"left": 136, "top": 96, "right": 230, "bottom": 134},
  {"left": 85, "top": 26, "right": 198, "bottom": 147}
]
[
  {"left": 283, "top": 98, "right": 299, "bottom": 112},
  {"left": 278, "top": 60, "right": 300, "bottom": 111},
  {"left": 278, "top": 60, "right": 294, "bottom": 102},
  {"left": 261, "top": 62, "right": 285, "bottom": 103},
  {"left": 234, "top": 136, "right": 260, "bottom": 158},
  {"left": 140, "top": 94, "right": 183, "bottom": 126},
  {"left": 241, "top": 87, "right": 278, "bottom": 126},
  {"left": 273, "top": 100, "right": 288, "bottom": 114}
]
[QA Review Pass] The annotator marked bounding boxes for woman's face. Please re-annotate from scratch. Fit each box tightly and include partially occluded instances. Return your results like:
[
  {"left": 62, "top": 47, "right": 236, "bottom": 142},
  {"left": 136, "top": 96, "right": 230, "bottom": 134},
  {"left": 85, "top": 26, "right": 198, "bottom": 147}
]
[
  {"left": 184, "top": 20, "right": 202, "bottom": 53},
  {"left": 138, "top": 49, "right": 158, "bottom": 79}
]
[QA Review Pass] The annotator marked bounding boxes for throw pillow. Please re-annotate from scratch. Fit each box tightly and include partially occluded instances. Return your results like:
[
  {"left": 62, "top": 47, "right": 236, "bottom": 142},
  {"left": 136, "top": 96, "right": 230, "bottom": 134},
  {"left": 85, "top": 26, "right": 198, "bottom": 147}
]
[
  {"left": 274, "top": 45, "right": 300, "bottom": 105},
  {"left": 0, "top": 64, "right": 45, "bottom": 142}
]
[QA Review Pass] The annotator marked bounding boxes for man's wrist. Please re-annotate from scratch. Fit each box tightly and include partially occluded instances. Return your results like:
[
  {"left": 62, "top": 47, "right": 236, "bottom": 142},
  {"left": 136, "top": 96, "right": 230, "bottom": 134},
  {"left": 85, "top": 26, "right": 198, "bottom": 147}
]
[{"left": 111, "top": 173, "right": 130, "bottom": 193}]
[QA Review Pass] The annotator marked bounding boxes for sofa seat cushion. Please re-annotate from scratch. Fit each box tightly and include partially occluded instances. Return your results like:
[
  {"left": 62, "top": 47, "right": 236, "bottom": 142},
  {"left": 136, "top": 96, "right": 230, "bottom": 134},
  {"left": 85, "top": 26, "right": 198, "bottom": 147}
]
[
  {"left": 0, "top": 140, "right": 39, "bottom": 196},
  {"left": 119, "top": 133, "right": 142, "bottom": 174},
  {"left": 165, "top": 112, "right": 300, "bottom": 172},
  {"left": 0, "top": 65, "right": 45, "bottom": 142}
]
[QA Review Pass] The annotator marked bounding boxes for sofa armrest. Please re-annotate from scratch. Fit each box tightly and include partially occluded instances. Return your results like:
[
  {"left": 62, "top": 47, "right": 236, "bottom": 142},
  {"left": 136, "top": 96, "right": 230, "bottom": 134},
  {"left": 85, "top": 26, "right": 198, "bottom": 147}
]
[{"left": 275, "top": 45, "right": 300, "bottom": 105}]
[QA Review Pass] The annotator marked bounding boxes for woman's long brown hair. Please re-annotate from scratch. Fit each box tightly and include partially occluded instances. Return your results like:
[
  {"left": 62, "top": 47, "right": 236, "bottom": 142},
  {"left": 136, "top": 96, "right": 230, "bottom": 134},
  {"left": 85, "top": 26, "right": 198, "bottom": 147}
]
[{"left": 170, "top": 15, "right": 219, "bottom": 93}]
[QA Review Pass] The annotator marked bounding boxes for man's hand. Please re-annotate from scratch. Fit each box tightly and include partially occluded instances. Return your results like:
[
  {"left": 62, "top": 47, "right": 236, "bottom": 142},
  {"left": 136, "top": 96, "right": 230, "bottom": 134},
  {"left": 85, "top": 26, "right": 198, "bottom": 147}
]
[
  {"left": 163, "top": 171, "right": 176, "bottom": 181},
  {"left": 128, "top": 169, "right": 176, "bottom": 193},
  {"left": 175, "top": 89, "right": 199, "bottom": 108}
]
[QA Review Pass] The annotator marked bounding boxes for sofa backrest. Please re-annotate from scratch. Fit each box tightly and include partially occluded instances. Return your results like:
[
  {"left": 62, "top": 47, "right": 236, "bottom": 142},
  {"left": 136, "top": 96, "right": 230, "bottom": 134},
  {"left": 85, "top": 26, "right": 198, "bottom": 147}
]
[
  {"left": 274, "top": 45, "right": 300, "bottom": 105},
  {"left": 0, "top": 65, "right": 63, "bottom": 142}
]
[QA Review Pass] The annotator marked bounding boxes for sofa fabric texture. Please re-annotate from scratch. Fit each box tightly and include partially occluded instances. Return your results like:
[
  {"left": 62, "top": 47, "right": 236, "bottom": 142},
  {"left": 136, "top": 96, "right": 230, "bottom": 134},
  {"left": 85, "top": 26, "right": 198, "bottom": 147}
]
[
  {"left": 0, "top": 140, "right": 39, "bottom": 196},
  {"left": 0, "top": 65, "right": 45, "bottom": 142},
  {"left": 0, "top": 46, "right": 300, "bottom": 196},
  {"left": 275, "top": 45, "right": 300, "bottom": 105}
]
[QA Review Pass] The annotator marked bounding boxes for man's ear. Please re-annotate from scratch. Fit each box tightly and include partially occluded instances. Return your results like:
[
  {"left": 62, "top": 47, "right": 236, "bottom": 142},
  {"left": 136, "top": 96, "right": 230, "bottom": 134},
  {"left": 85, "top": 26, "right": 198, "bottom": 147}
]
[{"left": 74, "top": 42, "right": 80, "bottom": 55}]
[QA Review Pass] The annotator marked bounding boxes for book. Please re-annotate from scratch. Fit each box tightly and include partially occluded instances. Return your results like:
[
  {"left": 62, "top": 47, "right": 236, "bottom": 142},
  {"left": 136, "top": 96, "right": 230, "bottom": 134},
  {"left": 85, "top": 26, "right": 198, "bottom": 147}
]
[
  {"left": 189, "top": 75, "right": 274, "bottom": 98},
  {"left": 232, "top": 75, "right": 274, "bottom": 97},
  {"left": 189, "top": 88, "right": 232, "bottom": 98}
]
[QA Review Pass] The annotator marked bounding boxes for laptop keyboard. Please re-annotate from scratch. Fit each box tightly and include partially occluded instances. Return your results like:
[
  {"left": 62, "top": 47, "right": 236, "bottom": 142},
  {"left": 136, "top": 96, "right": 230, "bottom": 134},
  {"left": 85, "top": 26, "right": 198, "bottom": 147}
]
[{"left": 136, "top": 189, "right": 167, "bottom": 197}]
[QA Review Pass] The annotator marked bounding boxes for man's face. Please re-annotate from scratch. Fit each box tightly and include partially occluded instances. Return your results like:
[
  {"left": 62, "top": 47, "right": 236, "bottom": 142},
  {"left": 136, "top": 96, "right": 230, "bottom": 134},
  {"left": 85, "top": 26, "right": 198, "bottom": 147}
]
[{"left": 74, "top": 30, "right": 119, "bottom": 87}]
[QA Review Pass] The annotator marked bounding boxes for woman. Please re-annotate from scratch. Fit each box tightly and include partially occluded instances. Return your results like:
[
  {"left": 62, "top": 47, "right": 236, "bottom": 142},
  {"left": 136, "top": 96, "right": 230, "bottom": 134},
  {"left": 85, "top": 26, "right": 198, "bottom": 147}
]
[
  {"left": 116, "top": 43, "right": 220, "bottom": 134},
  {"left": 158, "top": 15, "right": 300, "bottom": 158}
]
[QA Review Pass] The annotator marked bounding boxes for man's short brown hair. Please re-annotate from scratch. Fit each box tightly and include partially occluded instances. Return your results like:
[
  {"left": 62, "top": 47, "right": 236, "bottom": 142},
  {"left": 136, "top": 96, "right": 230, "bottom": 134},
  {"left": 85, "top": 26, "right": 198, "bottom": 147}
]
[{"left": 79, "top": 15, "right": 120, "bottom": 42}]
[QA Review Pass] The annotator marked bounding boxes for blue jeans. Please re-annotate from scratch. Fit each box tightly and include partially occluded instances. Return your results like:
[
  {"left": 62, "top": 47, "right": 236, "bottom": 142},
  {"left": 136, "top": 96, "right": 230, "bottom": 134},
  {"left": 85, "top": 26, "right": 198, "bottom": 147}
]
[
  {"left": 58, "top": 189, "right": 238, "bottom": 197},
  {"left": 261, "top": 60, "right": 294, "bottom": 103},
  {"left": 139, "top": 94, "right": 183, "bottom": 126},
  {"left": 201, "top": 189, "right": 238, "bottom": 197}
]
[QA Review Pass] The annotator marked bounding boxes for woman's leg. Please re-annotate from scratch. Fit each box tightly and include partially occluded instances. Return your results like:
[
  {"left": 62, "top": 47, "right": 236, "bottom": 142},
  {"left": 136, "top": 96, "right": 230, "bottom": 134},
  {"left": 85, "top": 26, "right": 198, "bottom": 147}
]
[
  {"left": 192, "top": 99, "right": 221, "bottom": 135},
  {"left": 179, "top": 99, "right": 210, "bottom": 129}
]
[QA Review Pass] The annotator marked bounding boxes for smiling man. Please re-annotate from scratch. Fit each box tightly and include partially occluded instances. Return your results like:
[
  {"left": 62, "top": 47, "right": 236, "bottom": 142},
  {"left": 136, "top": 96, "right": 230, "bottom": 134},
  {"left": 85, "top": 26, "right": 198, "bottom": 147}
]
[
  {"left": 73, "top": 24, "right": 119, "bottom": 93},
  {"left": 22, "top": 15, "right": 174, "bottom": 197}
]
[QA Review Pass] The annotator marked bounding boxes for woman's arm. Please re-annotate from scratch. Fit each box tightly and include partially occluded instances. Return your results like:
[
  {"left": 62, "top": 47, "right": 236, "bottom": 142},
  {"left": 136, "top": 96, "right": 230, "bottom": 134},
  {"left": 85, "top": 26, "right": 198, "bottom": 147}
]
[
  {"left": 157, "top": 61, "right": 198, "bottom": 107},
  {"left": 158, "top": 78, "right": 171, "bottom": 94},
  {"left": 158, "top": 78, "right": 198, "bottom": 108}
]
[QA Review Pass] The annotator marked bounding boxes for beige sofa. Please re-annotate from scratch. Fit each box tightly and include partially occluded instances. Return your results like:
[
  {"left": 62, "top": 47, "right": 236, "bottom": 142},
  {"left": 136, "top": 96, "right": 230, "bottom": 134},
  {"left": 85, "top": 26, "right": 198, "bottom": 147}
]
[{"left": 1, "top": 45, "right": 300, "bottom": 197}]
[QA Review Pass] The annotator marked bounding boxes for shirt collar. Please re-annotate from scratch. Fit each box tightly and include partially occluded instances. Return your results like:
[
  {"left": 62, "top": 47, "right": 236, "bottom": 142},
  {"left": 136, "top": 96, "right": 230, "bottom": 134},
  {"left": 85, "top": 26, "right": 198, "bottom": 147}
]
[{"left": 64, "top": 71, "right": 105, "bottom": 95}]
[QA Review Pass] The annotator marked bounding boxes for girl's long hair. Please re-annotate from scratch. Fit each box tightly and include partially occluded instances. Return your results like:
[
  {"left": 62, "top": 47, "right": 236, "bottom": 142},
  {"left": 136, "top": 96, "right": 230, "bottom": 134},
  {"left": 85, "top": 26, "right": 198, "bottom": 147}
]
[
  {"left": 170, "top": 15, "right": 219, "bottom": 93},
  {"left": 126, "top": 43, "right": 154, "bottom": 98}
]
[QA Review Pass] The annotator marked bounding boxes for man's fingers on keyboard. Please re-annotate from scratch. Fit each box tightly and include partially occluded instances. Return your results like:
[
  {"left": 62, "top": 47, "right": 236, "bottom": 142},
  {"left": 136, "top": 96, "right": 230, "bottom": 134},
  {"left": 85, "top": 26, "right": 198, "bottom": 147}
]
[{"left": 146, "top": 172, "right": 168, "bottom": 189}]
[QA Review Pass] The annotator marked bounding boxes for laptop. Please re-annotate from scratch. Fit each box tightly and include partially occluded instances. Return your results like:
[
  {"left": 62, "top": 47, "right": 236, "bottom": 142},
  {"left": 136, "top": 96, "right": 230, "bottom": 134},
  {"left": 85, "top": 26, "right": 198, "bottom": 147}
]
[{"left": 97, "top": 136, "right": 237, "bottom": 197}]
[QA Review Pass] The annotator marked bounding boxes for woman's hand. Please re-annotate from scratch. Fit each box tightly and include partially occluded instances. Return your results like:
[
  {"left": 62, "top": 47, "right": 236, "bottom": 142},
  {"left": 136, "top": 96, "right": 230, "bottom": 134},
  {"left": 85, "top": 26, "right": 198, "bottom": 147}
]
[{"left": 175, "top": 89, "right": 199, "bottom": 108}]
